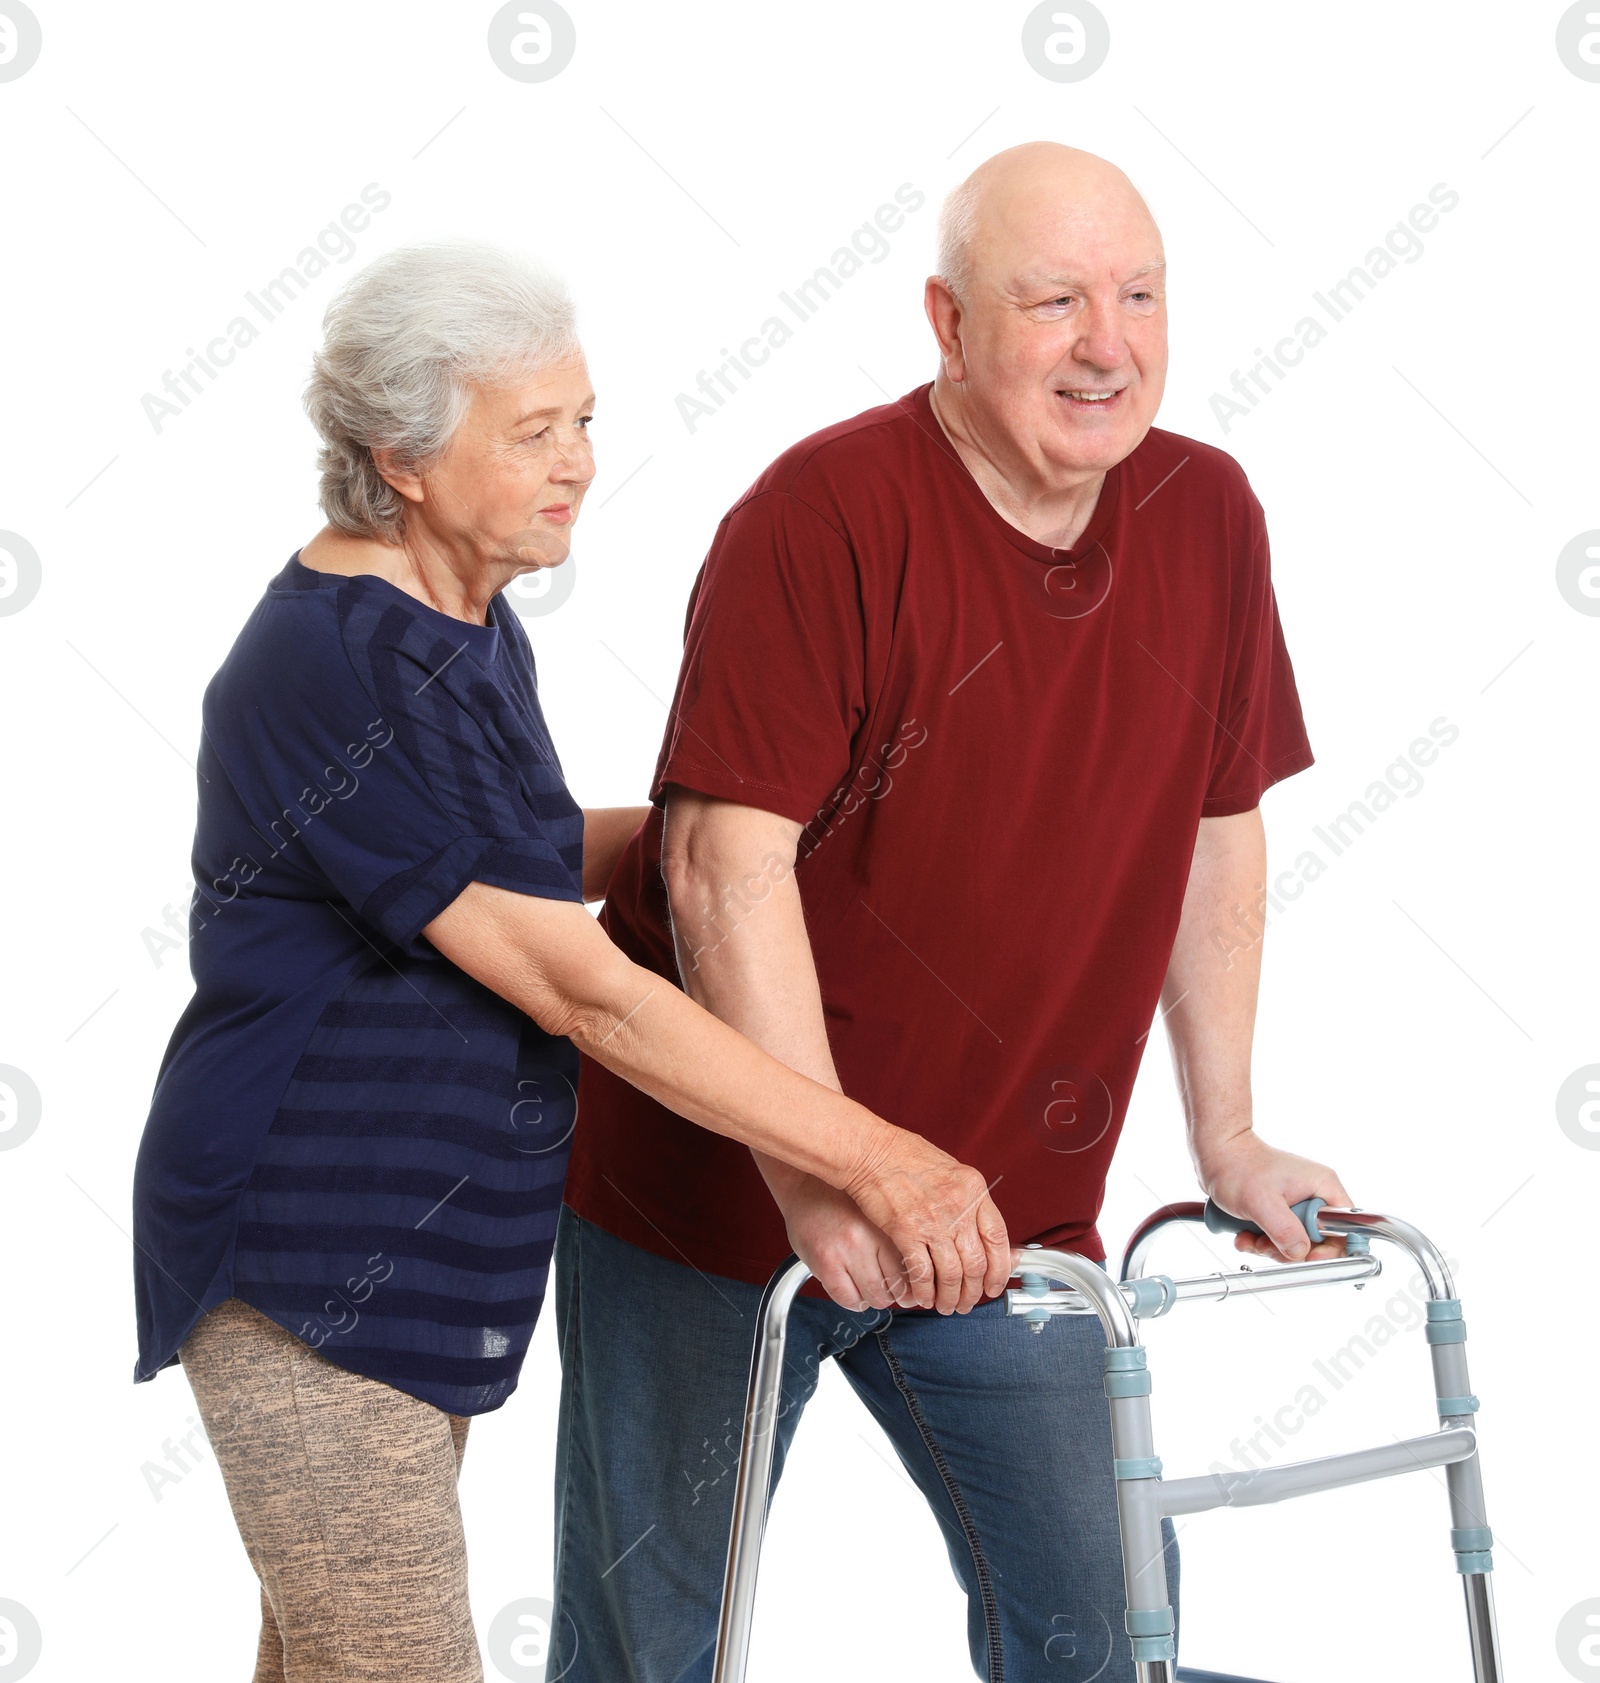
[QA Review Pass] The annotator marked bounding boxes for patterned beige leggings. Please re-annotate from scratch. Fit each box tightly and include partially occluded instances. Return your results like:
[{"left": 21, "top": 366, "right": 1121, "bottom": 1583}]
[{"left": 180, "top": 1299, "right": 482, "bottom": 1682}]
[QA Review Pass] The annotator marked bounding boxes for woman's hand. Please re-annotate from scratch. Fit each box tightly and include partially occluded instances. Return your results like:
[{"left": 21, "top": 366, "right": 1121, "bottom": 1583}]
[
  {"left": 423, "top": 881, "right": 1013, "bottom": 1307},
  {"left": 837, "top": 1129, "right": 1012, "bottom": 1314}
]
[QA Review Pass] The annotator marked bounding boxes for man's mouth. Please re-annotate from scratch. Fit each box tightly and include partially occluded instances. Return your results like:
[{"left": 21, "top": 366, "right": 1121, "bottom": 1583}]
[{"left": 1057, "top": 388, "right": 1125, "bottom": 409}]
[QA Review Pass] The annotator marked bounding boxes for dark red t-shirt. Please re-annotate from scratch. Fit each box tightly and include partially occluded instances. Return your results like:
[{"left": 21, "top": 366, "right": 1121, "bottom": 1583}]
[{"left": 565, "top": 385, "right": 1313, "bottom": 1282}]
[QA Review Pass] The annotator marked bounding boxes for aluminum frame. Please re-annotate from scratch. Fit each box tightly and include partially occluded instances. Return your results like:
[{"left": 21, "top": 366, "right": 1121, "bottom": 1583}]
[{"left": 709, "top": 1202, "right": 1504, "bottom": 1683}]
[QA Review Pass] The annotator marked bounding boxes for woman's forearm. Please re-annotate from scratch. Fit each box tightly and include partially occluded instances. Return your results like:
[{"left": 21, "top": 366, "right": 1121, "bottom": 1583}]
[
  {"left": 424, "top": 880, "right": 896, "bottom": 1190},
  {"left": 424, "top": 881, "right": 1010, "bottom": 1310},
  {"left": 580, "top": 805, "right": 651, "bottom": 901}
]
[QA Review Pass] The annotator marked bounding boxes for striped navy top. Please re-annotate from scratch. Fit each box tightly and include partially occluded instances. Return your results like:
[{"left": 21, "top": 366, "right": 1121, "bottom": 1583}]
[{"left": 132, "top": 556, "right": 585, "bottom": 1414}]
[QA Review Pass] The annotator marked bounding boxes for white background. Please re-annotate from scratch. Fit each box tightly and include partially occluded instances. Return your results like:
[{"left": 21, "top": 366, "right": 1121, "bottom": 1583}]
[{"left": 1, "top": 3, "right": 1597, "bottom": 1680}]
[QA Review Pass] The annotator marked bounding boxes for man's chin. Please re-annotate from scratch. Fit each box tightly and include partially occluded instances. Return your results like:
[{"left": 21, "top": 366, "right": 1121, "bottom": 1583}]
[{"left": 1043, "top": 412, "right": 1154, "bottom": 476}]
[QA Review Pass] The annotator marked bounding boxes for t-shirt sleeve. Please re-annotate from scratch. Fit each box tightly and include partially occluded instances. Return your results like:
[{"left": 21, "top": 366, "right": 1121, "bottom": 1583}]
[
  {"left": 216, "top": 593, "right": 583, "bottom": 951},
  {"left": 650, "top": 491, "right": 866, "bottom": 825},
  {"left": 1202, "top": 506, "right": 1315, "bottom": 817}
]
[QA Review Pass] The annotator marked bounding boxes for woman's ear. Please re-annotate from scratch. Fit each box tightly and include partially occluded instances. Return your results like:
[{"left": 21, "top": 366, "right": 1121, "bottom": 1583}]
[{"left": 370, "top": 447, "right": 427, "bottom": 506}]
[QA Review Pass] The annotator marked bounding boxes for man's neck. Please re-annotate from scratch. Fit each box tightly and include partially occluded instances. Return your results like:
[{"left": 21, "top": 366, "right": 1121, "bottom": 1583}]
[{"left": 928, "top": 376, "right": 1107, "bottom": 552}]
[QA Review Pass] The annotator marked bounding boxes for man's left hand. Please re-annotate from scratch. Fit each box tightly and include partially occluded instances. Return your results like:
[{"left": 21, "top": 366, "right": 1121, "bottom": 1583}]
[{"left": 1197, "top": 1130, "right": 1353, "bottom": 1263}]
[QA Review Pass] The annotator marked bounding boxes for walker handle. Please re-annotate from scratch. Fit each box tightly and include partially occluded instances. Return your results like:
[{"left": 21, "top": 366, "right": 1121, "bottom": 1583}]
[{"left": 1203, "top": 1196, "right": 1325, "bottom": 1245}]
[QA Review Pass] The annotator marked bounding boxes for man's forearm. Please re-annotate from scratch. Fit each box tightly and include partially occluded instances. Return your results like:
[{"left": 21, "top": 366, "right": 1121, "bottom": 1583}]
[
  {"left": 661, "top": 791, "right": 841, "bottom": 1204},
  {"left": 1160, "top": 808, "right": 1265, "bottom": 1174}
]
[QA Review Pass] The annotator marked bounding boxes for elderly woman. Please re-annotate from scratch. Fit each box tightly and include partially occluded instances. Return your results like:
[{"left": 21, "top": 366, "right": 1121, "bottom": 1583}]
[{"left": 130, "top": 241, "right": 1011, "bottom": 1682}]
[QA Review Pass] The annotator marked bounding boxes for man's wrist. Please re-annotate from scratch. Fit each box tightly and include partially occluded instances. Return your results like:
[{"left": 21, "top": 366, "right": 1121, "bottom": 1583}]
[{"left": 1189, "top": 1115, "right": 1257, "bottom": 1184}]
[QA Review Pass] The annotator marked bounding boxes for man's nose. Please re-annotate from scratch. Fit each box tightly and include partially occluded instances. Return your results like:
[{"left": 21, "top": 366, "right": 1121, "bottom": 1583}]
[{"left": 1073, "top": 300, "right": 1128, "bottom": 374}]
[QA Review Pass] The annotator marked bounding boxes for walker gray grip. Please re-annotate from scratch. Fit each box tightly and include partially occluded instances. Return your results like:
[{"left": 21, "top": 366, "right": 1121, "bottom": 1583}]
[{"left": 1203, "top": 1196, "right": 1325, "bottom": 1245}]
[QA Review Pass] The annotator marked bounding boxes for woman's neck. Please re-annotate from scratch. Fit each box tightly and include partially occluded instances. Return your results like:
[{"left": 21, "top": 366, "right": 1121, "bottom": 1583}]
[{"left": 298, "top": 525, "right": 505, "bottom": 625}]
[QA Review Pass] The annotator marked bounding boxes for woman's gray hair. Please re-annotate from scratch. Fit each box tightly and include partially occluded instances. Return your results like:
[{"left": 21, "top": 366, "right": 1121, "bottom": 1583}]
[{"left": 305, "top": 240, "right": 580, "bottom": 541}]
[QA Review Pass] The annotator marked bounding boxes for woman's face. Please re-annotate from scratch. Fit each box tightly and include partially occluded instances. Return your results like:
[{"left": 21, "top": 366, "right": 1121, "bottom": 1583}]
[{"left": 419, "top": 355, "right": 595, "bottom": 578}]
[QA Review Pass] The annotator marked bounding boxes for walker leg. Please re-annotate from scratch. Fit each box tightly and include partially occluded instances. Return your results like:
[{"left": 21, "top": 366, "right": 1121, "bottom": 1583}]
[
  {"left": 1462, "top": 1574, "right": 1501, "bottom": 1683},
  {"left": 1018, "top": 1251, "right": 1177, "bottom": 1679},
  {"left": 710, "top": 1255, "right": 811, "bottom": 1683},
  {"left": 1426, "top": 1295, "right": 1503, "bottom": 1683}
]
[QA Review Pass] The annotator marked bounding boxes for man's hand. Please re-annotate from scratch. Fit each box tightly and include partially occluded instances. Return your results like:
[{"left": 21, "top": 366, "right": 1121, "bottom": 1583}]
[
  {"left": 1198, "top": 1128, "right": 1353, "bottom": 1263},
  {"left": 778, "top": 1179, "right": 913, "bottom": 1312},
  {"left": 775, "top": 1172, "right": 1013, "bottom": 1315}
]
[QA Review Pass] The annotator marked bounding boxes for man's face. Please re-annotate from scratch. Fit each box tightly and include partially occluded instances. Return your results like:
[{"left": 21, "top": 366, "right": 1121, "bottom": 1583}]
[{"left": 957, "top": 199, "right": 1167, "bottom": 477}]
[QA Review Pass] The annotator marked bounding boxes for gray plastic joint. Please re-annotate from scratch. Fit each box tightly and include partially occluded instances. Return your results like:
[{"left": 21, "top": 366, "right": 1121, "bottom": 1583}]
[
  {"left": 1436, "top": 1394, "right": 1479, "bottom": 1416},
  {"left": 1454, "top": 1550, "right": 1494, "bottom": 1574},
  {"left": 1017, "top": 1272, "right": 1053, "bottom": 1333},
  {"left": 1451, "top": 1527, "right": 1493, "bottom": 1552},
  {"left": 1103, "top": 1345, "right": 1152, "bottom": 1398},
  {"left": 1125, "top": 1607, "right": 1175, "bottom": 1638},
  {"left": 1343, "top": 1230, "right": 1372, "bottom": 1256},
  {"left": 1114, "top": 1456, "right": 1163, "bottom": 1481},
  {"left": 1124, "top": 1274, "right": 1177, "bottom": 1318},
  {"left": 1424, "top": 1299, "right": 1468, "bottom": 1345},
  {"left": 1130, "top": 1634, "right": 1177, "bottom": 1662}
]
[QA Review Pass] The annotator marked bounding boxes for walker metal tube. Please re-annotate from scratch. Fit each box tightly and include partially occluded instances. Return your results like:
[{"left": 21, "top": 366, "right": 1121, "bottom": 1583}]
[
  {"left": 1012, "top": 1251, "right": 1381, "bottom": 1321},
  {"left": 1463, "top": 1572, "right": 1502, "bottom": 1683},
  {"left": 1316, "top": 1212, "right": 1501, "bottom": 1682},
  {"left": 1120, "top": 1201, "right": 1207, "bottom": 1283},
  {"left": 710, "top": 1255, "right": 811, "bottom": 1683},
  {"left": 1156, "top": 1428, "right": 1477, "bottom": 1515},
  {"left": 1116, "top": 1203, "right": 1503, "bottom": 1683},
  {"left": 1017, "top": 1251, "right": 1173, "bottom": 1683}
]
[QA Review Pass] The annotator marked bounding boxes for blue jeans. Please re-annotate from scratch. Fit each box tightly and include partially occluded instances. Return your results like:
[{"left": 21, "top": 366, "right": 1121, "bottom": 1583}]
[{"left": 550, "top": 1207, "right": 1178, "bottom": 1682}]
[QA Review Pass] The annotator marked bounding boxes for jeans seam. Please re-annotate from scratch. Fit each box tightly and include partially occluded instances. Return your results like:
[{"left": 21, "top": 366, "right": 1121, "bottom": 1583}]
[{"left": 873, "top": 1325, "right": 1004, "bottom": 1683}]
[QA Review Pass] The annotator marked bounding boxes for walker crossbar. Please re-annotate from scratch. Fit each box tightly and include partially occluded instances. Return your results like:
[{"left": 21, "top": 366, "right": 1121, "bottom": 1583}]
[{"left": 710, "top": 1202, "right": 1504, "bottom": 1683}]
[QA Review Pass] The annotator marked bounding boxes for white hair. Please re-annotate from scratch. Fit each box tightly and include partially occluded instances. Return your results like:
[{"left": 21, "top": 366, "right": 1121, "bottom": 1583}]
[
  {"left": 305, "top": 240, "right": 580, "bottom": 541},
  {"left": 936, "top": 175, "right": 983, "bottom": 300}
]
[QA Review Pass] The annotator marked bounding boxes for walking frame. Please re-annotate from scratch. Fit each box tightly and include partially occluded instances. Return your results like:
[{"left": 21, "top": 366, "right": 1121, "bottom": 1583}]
[{"left": 711, "top": 1198, "right": 1503, "bottom": 1683}]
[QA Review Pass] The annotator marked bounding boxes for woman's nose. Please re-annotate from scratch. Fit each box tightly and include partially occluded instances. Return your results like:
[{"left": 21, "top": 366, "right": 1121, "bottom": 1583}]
[{"left": 551, "top": 432, "right": 595, "bottom": 485}]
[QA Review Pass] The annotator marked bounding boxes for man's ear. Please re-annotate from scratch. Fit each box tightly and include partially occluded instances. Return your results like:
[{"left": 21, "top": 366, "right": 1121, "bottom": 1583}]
[
  {"left": 923, "top": 275, "right": 968, "bottom": 383},
  {"left": 371, "top": 447, "right": 426, "bottom": 506}
]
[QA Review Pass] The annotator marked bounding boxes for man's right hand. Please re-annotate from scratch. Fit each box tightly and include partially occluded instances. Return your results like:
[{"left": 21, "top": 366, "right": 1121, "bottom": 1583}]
[{"left": 787, "top": 1136, "right": 1012, "bottom": 1314}]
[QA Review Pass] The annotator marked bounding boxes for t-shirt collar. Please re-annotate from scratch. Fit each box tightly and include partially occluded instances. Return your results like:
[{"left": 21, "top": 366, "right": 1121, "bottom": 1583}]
[{"left": 906, "top": 383, "right": 1123, "bottom": 564}]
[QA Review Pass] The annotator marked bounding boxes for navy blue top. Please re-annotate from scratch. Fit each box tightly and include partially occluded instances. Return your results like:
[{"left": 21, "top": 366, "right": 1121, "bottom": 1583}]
[{"left": 132, "top": 556, "right": 585, "bottom": 1415}]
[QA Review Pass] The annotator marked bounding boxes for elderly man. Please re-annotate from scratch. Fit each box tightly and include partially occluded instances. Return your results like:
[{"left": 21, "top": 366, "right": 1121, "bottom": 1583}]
[{"left": 552, "top": 143, "right": 1351, "bottom": 1681}]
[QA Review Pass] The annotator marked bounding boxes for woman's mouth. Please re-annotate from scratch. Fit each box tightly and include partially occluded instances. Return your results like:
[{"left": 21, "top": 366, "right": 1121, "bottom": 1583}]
[{"left": 539, "top": 504, "right": 573, "bottom": 524}]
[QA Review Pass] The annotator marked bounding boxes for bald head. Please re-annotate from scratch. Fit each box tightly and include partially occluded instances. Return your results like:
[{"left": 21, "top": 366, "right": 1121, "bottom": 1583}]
[{"left": 937, "top": 143, "right": 1161, "bottom": 301}]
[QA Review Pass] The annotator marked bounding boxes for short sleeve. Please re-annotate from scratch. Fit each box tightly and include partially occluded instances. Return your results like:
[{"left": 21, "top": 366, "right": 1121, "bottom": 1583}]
[
  {"left": 650, "top": 491, "right": 866, "bottom": 824},
  {"left": 1202, "top": 511, "right": 1315, "bottom": 817},
  {"left": 210, "top": 586, "right": 583, "bottom": 950}
]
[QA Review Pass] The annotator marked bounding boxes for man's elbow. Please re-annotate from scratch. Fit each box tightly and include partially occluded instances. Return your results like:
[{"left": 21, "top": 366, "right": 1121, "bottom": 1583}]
[{"left": 661, "top": 792, "right": 803, "bottom": 959}]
